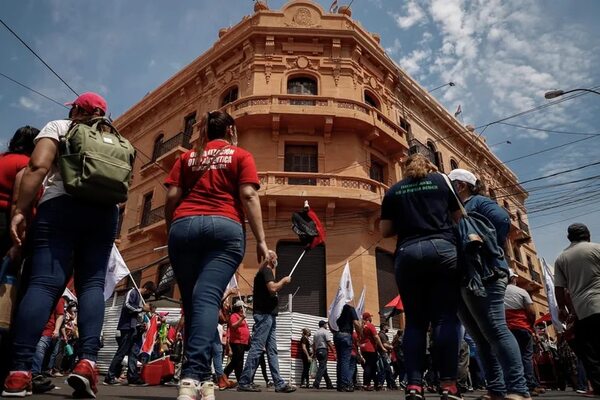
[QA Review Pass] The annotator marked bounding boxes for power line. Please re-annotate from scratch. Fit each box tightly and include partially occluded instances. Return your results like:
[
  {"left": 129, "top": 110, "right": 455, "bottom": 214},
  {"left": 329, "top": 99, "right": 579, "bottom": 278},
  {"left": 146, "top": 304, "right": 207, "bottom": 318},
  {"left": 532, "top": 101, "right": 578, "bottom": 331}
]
[
  {"left": 0, "top": 18, "right": 79, "bottom": 96},
  {"left": 503, "top": 135, "right": 598, "bottom": 164},
  {"left": 532, "top": 206, "right": 600, "bottom": 230},
  {"left": 498, "top": 122, "right": 600, "bottom": 137},
  {"left": 0, "top": 71, "right": 68, "bottom": 109}
]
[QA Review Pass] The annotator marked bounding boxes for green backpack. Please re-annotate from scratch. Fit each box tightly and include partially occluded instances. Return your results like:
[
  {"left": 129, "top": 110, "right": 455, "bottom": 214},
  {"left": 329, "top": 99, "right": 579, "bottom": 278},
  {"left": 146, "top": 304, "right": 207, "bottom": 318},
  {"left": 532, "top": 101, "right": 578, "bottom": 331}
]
[{"left": 59, "top": 117, "right": 136, "bottom": 205}]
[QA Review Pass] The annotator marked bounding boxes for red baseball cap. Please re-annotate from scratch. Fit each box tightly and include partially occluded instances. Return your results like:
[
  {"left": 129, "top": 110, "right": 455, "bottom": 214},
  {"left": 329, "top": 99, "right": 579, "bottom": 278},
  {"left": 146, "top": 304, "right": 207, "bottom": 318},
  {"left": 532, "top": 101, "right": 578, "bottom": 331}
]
[
  {"left": 65, "top": 92, "right": 107, "bottom": 114},
  {"left": 362, "top": 312, "right": 372, "bottom": 320}
]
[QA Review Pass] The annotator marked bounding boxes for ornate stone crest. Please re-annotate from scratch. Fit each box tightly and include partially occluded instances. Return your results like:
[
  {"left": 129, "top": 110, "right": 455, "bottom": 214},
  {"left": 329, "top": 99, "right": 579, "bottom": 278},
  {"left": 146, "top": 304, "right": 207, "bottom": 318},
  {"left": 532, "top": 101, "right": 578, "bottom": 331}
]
[{"left": 293, "top": 8, "right": 312, "bottom": 26}]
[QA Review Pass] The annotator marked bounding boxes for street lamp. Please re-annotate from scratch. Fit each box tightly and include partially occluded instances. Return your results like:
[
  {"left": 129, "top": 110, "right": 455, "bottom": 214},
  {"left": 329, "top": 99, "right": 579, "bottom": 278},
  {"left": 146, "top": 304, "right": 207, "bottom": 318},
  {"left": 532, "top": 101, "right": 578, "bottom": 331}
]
[
  {"left": 428, "top": 81, "right": 455, "bottom": 93},
  {"left": 544, "top": 88, "right": 600, "bottom": 99}
]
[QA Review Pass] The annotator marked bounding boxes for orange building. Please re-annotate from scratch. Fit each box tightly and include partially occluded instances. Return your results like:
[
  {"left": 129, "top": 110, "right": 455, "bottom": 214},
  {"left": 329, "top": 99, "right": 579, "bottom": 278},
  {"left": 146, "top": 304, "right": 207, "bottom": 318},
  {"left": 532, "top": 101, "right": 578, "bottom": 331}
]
[{"left": 113, "top": 0, "right": 548, "bottom": 323}]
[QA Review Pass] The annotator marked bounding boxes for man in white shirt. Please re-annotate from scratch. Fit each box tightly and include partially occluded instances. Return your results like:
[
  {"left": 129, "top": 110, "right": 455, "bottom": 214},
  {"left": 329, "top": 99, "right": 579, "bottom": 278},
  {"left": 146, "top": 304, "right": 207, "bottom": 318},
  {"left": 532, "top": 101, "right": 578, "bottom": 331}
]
[{"left": 554, "top": 223, "right": 600, "bottom": 395}]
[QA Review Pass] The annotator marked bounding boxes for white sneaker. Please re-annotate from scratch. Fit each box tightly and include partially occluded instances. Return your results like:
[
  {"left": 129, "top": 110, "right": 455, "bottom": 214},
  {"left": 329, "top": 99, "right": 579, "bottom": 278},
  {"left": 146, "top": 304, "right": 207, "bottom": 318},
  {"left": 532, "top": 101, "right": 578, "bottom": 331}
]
[
  {"left": 177, "top": 378, "right": 199, "bottom": 400},
  {"left": 200, "top": 381, "right": 215, "bottom": 400}
]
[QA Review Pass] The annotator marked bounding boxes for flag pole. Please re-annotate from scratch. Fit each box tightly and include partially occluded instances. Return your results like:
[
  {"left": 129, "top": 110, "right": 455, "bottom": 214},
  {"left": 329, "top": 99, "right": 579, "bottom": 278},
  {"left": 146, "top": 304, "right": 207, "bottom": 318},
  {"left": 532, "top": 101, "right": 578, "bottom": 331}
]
[
  {"left": 288, "top": 249, "right": 307, "bottom": 277},
  {"left": 128, "top": 273, "right": 146, "bottom": 305}
]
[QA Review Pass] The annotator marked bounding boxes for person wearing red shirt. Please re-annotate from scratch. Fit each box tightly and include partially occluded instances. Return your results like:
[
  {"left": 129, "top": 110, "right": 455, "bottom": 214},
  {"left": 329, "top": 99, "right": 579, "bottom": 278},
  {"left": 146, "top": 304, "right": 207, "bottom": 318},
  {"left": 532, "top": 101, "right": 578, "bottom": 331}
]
[
  {"left": 0, "top": 126, "right": 38, "bottom": 259},
  {"left": 359, "top": 312, "right": 386, "bottom": 391},
  {"left": 224, "top": 301, "right": 250, "bottom": 382},
  {"left": 165, "top": 110, "right": 269, "bottom": 400}
]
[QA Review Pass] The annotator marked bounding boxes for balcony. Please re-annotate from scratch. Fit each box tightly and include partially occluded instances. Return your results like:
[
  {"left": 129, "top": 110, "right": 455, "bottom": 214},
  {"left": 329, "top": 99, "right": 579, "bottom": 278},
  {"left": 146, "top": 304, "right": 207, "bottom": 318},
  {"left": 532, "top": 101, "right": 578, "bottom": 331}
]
[
  {"left": 141, "top": 131, "right": 192, "bottom": 173},
  {"left": 128, "top": 205, "right": 166, "bottom": 237},
  {"left": 529, "top": 266, "right": 542, "bottom": 284},
  {"left": 226, "top": 95, "right": 408, "bottom": 153},
  {"left": 258, "top": 171, "right": 388, "bottom": 208},
  {"left": 408, "top": 138, "right": 435, "bottom": 163},
  {"left": 507, "top": 257, "right": 543, "bottom": 292},
  {"left": 509, "top": 216, "right": 531, "bottom": 244}
]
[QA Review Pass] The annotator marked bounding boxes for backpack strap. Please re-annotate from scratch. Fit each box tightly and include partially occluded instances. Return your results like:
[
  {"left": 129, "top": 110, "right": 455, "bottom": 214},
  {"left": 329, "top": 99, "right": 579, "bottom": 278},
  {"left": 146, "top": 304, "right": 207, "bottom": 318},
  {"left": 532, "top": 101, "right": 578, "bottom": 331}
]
[
  {"left": 181, "top": 146, "right": 230, "bottom": 198},
  {"left": 440, "top": 172, "right": 468, "bottom": 217}
]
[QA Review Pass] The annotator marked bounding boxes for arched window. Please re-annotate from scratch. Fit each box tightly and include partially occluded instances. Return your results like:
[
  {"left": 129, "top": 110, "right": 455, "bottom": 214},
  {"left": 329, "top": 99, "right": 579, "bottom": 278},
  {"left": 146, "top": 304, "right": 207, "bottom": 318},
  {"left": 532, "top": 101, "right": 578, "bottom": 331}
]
[
  {"left": 152, "top": 134, "right": 164, "bottom": 161},
  {"left": 489, "top": 188, "right": 497, "bottom": 200},
  {"left": 426, "top": 140, "right": 444, "bottom": 172},
  {"left": 287, "top": 76, "right": 318, "bottom": 95},
  {"left": 364, "top": 91, "right": 380, "bottom": 109},
  {"left": 517, "top": 211, "right": 522, "bottom": 221},
  {"left": 221, "top": 86, "right": 239, "bottom": 107},
  {"left": 450, "top": 158, "right": 458, "bottom": 170}
]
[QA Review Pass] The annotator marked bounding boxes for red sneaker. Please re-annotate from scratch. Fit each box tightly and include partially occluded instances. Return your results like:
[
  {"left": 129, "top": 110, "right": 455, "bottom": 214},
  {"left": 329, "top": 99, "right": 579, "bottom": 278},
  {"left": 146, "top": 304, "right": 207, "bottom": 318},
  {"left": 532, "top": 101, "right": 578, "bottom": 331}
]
[
  {"left": 1, "top": 371, "right": 32, "bottom": 398},
  {"left": 67, "top": 359, "right": 98, "bottom": 398}
]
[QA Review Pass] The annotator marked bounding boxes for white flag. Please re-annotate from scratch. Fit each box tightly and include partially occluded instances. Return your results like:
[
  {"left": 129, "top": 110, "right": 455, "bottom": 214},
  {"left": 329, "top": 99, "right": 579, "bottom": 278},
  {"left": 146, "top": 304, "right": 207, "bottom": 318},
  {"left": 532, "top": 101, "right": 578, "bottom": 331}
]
[
  {"left": 356, "top": 286, "right": 366, "bottom": 317},
  {"left": 226, "top": 274, "right": 239, "bottom": 291},
  {"left": 104, "top": 244, "right": 131, "bottom": 301},
  {"left": 541, "top": 258, "right": 564, "bottom": 333},
  {"left": 63, "top": 287, "right": 77, "bottom": 303},
  {"left": 328, "top": 261, "right": 354, "bottom": 331}
]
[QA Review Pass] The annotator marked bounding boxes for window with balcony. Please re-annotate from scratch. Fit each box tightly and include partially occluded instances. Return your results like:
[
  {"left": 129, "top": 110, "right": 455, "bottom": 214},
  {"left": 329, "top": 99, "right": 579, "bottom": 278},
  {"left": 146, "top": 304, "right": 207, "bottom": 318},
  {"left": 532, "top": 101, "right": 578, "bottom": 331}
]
[
  {"left": 221, "top": 86, "right": 239, "bottom": 107},
  {"left": 140, "top": 192, "right": 153, "bottom": 227},
  {"left": 399, "top": 117, "right": 411, "bottom": 134},
  {"left": 183, "top": 113, "right": 196, "bottom": 145},
  {"left": 503, "top": 200, "right": 511, "bottom": 213},
  {"left": 287, "top": 76, "right": 318, "bottom": 95},
  {"left": 364, "top": 91, "right": 380, "bottom": 109},
  {"left": 370, "top": 157, "right": 386, "bottom": 183},
  {"left": 489, "top": 188, "right": 497, "bottom": 200},
  {"left": 284, "top": 144, "right": 318, "bottom": 185},
  {"left": 426, "top": 140, "right": 445, "bottom": 172},
  {"left": 450, "top": 158, "right": 458, "bottom": 170},
  {"left": 116, "top": 205, "right": 125, "bottom": 238},
  {"left": 152, "top": 134, "right": 164, "bottom": 161},
  {"left": 513, "top": 246, "right": 522, "bottom": 263}
]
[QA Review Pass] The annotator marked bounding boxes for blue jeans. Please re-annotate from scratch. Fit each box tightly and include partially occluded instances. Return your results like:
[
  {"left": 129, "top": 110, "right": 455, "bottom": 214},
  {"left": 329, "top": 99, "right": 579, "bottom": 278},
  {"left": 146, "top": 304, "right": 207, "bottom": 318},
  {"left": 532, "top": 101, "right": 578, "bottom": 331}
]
[
  {"left": 168, "top": 215, "right": 244, "bottom": 382},
  {"left": 334, "top": 332, "right": 353, "bottom": 388},
  {"left": 11, "top": 196, "right": 117, "bottom": 370},
  {"left": 48, "top": 339, "right": 62, "bottom": 371},
  {"left": 395, "top": 238, "right": 461, "bottom": 386},
  {"left": 31, "top": 336, "right": 53, "bottom": 375},
  {"left": 459, "top": 275, "right": 529, "bottom": 396},
  {"left": 313, "top": 348, "right": 332, "bottom": 388},
  {"left": 511, "top": 328, "right": 538, "bottom": 390},
  {"left": 212, "top": 330, "right": 224, "bottom": 377},
  {"left": 239, "top": 314, "right": 285, "bottom": 389}
]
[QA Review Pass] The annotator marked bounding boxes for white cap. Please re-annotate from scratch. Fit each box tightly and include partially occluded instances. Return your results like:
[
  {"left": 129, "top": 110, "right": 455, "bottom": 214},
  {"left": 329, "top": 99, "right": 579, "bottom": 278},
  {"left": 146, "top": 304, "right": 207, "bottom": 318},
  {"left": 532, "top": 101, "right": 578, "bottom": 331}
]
[
  {"left": 509, "top": 268, "right": 518, "bottom": 278},
  {"left": 234, "top": 300, "right": 245, "bottom": 307},
  {"left": 448, "top": 169, "right": 477, "bottom": 186}
]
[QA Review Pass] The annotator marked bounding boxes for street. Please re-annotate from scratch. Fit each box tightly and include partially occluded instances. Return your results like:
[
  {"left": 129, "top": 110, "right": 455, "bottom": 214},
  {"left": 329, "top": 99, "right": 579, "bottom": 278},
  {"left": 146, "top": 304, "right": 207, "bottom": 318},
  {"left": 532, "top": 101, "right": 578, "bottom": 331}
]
[{"left": 29, "top": 377, "right": 591, "bottom": 400}]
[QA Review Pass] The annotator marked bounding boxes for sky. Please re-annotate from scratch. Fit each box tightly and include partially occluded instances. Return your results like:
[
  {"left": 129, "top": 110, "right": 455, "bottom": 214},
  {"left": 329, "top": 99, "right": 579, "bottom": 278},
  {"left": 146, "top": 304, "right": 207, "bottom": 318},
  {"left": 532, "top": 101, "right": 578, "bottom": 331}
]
[{"left": 1, "top": 0, "right": 600, "bottom": 265}]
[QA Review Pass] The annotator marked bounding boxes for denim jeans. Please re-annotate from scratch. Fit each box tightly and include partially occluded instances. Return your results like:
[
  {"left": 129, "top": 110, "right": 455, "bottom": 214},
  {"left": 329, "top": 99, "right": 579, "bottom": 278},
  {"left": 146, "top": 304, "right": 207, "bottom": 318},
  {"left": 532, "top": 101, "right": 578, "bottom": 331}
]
[
  {"left": 511, "top": 328, "right": 538, "bottom": 390},
  {"left": 169, "top": 215, "right": 244, "bottom": 382},
  {"left": 107, "top": 328, "right": 141, "bottom": 381},
  {"left": 31, "top": 336, "right": 53, "bottom": 375},
  {"left": 334, "top": 332, "right": 353, "bottom": 388},
  {"left": 459, "top": 275, "right": 529, "bottom": 396},
  {"left": 313, "top": 348, "right": 332, "bottom": 388},
  {"left": 239, "top": 314, "right": 285, "bottom": 389},
  {"left": 11, "top": 196, "right": 117, "bottom": 370},
  {"left": 377, "top": 352, "right": 397, "bottom": 388},
  {"left": 395, "top": 238, "right": 461, "bottom": 386},
  {"left": 48, "top": 339, "right": 62, "bottom": 371},
  {"left": 212, "top": 330, "right": 224, "bottom": 377}
]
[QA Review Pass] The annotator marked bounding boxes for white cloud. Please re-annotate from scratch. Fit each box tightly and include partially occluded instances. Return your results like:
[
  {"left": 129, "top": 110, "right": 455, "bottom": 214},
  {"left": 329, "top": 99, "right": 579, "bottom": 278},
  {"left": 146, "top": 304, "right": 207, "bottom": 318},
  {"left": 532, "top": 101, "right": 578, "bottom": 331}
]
[
  {"left": 392, "top": 0, "right": 426, "bottom": 29},
  {"left": 399, "top": 49, "right": 431, "bottom": 75},
  {"left": 385, "top": 38, "right": 401, "bottom": 55},
  {"left": 18, "top": 97, "right": 41, "bottom": 112}
]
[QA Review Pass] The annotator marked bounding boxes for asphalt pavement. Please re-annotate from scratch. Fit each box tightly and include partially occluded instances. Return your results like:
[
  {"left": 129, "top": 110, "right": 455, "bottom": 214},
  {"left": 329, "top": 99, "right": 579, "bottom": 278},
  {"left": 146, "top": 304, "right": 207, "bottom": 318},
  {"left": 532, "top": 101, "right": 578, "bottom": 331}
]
[{"left": 25, "top": 377, "right": 592, "bottom": 400}]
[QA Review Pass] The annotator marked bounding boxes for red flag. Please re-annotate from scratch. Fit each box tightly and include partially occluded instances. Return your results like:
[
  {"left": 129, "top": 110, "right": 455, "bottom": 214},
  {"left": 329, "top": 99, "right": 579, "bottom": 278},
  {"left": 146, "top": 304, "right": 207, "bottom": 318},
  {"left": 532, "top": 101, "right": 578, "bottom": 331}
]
[
  {"left": 141, "top": 315, "right": 159, "bottom": 356},
  {"left": 380, "top": 295, "right": 404, "bottom": 320},
  {"left": 291, "top": 207, "right": 326, "bottom": 249},
  {"left": 306, "top": 208, "right": 325, "bottom": 249}
]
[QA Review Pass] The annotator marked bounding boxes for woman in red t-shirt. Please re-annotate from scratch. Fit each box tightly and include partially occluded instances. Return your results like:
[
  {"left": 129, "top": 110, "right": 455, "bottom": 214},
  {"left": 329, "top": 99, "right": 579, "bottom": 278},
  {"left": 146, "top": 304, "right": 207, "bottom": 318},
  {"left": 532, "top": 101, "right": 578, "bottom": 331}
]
[
  {"left": 223, "top": 302, "right": 249, "bottom": 381},
  {"left": 0, "top": 126, "right": 38, "bottom": 259},
  {"left": 165, "top": 111, "right": 269, "bottom": 399}
]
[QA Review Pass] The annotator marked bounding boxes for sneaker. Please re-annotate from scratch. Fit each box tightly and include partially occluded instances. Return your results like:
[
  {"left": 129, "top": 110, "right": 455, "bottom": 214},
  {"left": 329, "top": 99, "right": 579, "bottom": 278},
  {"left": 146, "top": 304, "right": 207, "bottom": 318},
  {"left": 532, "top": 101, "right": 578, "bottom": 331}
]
[
  {"left": 405, "top": 385, "right": 425, "bottom": 400},
  {"left": 217, "top": 374, "right": 236, "bottom": 390},
  {"left": 127, "top": 378, "right": 148, "bottom": 387},
  {"left": 275, "top": 383, "right": 297, "bottom": 393},
  {"left": 440, "top": 383, "right": 463, "bottom": 400},
  {"left": 32, "top": 374, "right": 55, "bottom": 394},
  {"left": 67, "top": 359, "right": 98, "bottom": 398},
  {"left": 177, "top": 378, "right": 199, "bottom": 400},
  {"left": 577, "top": 389, "right": 588, "bottom": 394},
  {"left": 103, "top": 376, "right": 120, "bottom": 386},
  {"left": 238, "top": 383, "right": 261, "bottom": 392},
  {"left": 266, "top": 381, "right": 274, "bottom": 388},
  {"left": 505, "top": 394, "right": 533, "bottom": 400},
  {"left": 199, "top": 381, "right": 216, "bottom": 400},
  {"left": 2, "top": 371, "right": 32, "bottom": 398},
  {"left": 51, "top": 369, "right": 64, "bottom": 377}
]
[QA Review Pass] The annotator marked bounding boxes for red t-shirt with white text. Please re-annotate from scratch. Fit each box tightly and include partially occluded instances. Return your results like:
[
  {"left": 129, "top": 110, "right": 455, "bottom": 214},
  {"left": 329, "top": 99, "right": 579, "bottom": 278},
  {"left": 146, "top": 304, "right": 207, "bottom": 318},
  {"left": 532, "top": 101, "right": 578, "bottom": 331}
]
[{"left": 165, "top": 140, "right": 260, "bottom": 224}]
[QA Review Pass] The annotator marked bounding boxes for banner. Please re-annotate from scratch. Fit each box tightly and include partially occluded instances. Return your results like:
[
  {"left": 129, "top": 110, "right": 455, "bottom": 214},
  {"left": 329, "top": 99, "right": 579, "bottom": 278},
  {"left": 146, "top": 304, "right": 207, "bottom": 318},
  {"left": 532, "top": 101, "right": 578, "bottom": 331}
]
[
  {"left": 104, "top": 244, "right": 131, "bottom": 301},
  {"left": 541, "top": 258, "right": 564, "bottom": 333},
  {"left": 141, "top": 314, "right": 159, "bottom": 356},
  {"left": 356, "top": 286, "right": 366, "bottom": 317},
  {"left": 328, "top": 261, "right": 354, "bottom": 331}
]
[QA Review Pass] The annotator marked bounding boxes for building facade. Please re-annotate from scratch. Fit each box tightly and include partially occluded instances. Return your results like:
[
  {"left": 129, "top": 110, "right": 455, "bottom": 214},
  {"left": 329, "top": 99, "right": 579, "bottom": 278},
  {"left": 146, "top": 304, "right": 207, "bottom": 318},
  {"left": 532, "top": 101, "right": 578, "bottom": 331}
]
[{"left": 113, "top": 0, "right": 548, "bottom": 323}]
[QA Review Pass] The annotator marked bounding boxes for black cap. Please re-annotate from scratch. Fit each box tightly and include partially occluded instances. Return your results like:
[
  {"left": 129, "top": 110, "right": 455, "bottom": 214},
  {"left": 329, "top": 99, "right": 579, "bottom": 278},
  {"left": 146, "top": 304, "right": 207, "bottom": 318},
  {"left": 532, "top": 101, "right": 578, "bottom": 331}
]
[
  {"left": 567, "top": 223, "right": 590, "bottom": 241},
  {"left": 318, "top": 320, "right": 327, "bottom": 327}
]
